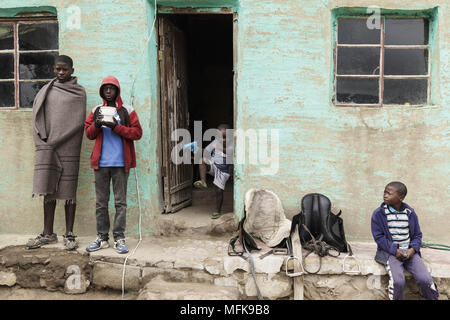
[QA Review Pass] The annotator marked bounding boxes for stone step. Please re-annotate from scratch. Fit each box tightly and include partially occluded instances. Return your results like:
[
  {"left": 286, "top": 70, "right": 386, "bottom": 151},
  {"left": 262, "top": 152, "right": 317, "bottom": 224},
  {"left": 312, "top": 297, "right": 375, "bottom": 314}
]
[
  {"left": 137, "top": 276, "right": 240, "bottom": 300},
  {"left": 2, "top": 235, "right": 449, "bottom": 300},
  {"left": 157, "top": 205, "right": 238, "bottom": 236}
]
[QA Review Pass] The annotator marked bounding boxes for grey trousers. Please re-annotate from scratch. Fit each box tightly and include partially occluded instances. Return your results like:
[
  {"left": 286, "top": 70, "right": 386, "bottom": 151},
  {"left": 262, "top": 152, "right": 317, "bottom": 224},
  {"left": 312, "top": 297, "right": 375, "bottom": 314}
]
[
  {"left": 387, "top": 253, "right": 439, "bottom": 300},
  {"left": 94, "top": 167, "right": 129, "bottom": 241}
]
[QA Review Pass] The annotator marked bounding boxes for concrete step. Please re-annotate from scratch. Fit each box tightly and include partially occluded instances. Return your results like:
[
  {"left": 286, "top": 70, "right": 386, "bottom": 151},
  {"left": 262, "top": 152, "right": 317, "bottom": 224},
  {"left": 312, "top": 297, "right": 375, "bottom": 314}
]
[
  {"left": 157, "top": 192, "right": 237, "bottom": 237},
  {"left": 157, "top": 209, "right": 238, "bottom": 236}
]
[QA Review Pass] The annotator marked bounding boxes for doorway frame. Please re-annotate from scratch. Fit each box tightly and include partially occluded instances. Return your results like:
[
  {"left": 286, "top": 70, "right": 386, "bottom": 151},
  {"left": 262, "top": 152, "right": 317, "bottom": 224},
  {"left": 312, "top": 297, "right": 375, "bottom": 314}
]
[{"left": 155, "top": 5, "right": 239, "bottom": 214}]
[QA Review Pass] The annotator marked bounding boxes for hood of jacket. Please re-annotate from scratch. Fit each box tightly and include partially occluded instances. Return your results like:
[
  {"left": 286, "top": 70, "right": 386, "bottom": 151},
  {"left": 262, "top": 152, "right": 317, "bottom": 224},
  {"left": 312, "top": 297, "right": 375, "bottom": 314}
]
[{"left": 99, "top": 75, "right": 123, "bottom": 109}]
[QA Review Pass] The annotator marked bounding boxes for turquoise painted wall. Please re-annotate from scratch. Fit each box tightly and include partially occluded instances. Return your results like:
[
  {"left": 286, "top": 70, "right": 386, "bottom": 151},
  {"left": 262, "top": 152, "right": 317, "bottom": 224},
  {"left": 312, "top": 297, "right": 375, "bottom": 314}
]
[
  {"left": 0, "top": 0, "right": 448, "bottom": 244},
  {"left": 233, "top": 0, "right": 449, "bottom": 243},
  {"left": 0, "top": 0, "right": 162, "bottom": 237}
]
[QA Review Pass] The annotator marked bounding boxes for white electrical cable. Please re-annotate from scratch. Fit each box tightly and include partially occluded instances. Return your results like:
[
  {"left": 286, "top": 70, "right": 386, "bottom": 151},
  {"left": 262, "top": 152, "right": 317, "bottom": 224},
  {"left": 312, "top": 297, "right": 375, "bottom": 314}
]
[
  {"left": 121, "top": 0, "right": 157, "bottom": 300},
  {"left": 121, "top": 168, "right": 143, "bottom": 299},
  {"left": 130, "top": 0, "right": 159, "bottom": 107}
]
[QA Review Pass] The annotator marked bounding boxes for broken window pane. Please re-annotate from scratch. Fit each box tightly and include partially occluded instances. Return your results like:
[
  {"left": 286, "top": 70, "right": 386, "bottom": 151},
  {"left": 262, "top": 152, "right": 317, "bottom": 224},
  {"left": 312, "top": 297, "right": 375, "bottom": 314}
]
[
  {"left": 19, "top": 81, "right": 49, "bottom": 108},
  {"left": 336, "top": 78, "right": 379, "bottom": 104},
  {"left": 384, "top": 49, "right": 428, "bottom": 75},
  {"left": 0, "top": 54, "right": 14, "bottom": 79},
  {"left": 0, "top": 82, "right": 15, "bottom": 108},
  {"left": 338, "top": 19, "right": 380, "bottom": 44},
  {"left": 18, "top": 23, "right": 58, "bottom": 50},
  {"left": 337, "top": 48, "right": 380, "bottom": 75},
  {"left": 385, "top": 19, "right": 428, "bottom": 45},
  {"left": 19, "top": 52, "right": 58, "bottom": 80},
  {"left": 383, "top": 79, "right": 427, "bottom": 105},
  {"left": 0, "top": 24, "right": 14, "bottom": 50}
]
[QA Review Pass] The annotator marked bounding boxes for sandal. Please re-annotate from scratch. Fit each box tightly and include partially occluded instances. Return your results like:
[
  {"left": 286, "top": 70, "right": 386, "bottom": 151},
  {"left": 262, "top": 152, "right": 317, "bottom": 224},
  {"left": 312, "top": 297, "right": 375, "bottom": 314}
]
[
  {"left": 211, "top": 212, "right": 225, "bottom": 219},
  {"left": 194, "top": 180, "right": 207, "bottom": 189}
]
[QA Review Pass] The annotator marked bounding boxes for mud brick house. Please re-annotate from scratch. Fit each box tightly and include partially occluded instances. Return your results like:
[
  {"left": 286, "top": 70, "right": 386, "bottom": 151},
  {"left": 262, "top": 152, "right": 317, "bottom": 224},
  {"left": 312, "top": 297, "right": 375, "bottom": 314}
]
[{"left": 0, "top": 0, "right": 448, "bottom": 245}]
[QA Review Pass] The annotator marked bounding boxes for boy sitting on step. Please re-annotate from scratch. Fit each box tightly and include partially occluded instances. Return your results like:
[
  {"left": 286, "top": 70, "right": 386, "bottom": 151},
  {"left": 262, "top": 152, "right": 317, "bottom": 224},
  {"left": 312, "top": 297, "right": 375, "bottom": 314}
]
[{"left": 371, "top": 181, "right": 439, "bottom": 300}]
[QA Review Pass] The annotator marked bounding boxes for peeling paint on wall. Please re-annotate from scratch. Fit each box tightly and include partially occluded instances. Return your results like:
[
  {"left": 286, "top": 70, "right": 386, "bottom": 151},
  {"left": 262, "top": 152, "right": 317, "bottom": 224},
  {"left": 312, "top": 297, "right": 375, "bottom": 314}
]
[{"left": 0, "top": 0, "right": 448, "bottom": 244}]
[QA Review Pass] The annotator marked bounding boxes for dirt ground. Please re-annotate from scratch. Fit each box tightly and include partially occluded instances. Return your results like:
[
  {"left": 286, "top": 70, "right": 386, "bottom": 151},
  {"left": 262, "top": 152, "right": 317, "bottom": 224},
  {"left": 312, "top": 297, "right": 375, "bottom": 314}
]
[{"left": 0, "top": 245, "right": 91, "bottom": 290}]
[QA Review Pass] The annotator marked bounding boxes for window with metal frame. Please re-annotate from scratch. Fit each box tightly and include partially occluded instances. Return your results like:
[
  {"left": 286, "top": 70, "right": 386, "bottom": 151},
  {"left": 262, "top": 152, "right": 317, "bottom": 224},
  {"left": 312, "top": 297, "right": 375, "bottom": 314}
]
[
  {"left": 0, "top": 17, "right": 58, "bottom": 109},
  {"left": 334, "top": 17, "right": 430, "bottom": 107}
]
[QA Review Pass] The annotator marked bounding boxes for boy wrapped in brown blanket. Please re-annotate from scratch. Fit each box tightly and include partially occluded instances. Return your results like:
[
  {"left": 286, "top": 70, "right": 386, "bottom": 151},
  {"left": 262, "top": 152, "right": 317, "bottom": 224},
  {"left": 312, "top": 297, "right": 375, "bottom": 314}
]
[
  {"left": 28, "top": 55, "right": 86, "bottom": 251},
  {"left": 32, "top": 77, "right": 86, "bottom": 201}
]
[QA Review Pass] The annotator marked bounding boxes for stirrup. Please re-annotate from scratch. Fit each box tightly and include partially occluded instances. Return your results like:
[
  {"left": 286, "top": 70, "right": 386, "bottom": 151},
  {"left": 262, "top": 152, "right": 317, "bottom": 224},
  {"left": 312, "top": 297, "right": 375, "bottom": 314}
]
[
  {"left": 285, "top": 256, "right": 305, "bottom": 277},
  {"left": 342, "top": 254, "right": 361, "bottom": 274},
  {"left": 227, "top": 242, "right": 244, "bottom": 256}
]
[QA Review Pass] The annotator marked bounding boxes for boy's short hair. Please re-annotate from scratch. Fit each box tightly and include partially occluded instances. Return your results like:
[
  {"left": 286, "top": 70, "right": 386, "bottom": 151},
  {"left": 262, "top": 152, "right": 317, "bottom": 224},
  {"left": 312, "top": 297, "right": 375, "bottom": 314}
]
[
  {"left": 55, "top": 55, "right": 73, "bottom": 68},
  {"left": 386, "top": 181, "right": 407, "bottom": 198}
]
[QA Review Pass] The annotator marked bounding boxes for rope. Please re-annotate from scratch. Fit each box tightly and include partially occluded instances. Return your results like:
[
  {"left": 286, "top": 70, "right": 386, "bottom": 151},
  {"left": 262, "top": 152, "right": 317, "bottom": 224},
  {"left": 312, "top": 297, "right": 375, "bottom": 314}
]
[
  {"left": 121, "top": 168, "right": 144, "bottom": 299},
  {"left": 129, "top": 0, "right": 158, "bottom": 105},
  {"left": 421, "top": 242, "right": 450, "bottom": 251},
  {"left": 243, "top": 240, "right": 264, "bottom": 300}
]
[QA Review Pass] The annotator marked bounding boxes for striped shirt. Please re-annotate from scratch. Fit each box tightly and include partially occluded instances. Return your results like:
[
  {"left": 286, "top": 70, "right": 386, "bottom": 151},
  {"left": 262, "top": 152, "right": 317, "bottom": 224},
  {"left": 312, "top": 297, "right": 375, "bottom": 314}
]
[{"left": 384, "top": 204, "right": 410, "bottom": 250}]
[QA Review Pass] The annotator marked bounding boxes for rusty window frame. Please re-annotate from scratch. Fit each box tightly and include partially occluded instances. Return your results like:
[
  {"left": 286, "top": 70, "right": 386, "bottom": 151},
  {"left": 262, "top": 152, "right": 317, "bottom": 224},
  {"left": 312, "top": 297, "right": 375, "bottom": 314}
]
[
  {"left": 0, "top": 16, "right": 58, "bottom": 110},
  {"left": 334, "top": 17, "right": 430, "bottom": 108}
]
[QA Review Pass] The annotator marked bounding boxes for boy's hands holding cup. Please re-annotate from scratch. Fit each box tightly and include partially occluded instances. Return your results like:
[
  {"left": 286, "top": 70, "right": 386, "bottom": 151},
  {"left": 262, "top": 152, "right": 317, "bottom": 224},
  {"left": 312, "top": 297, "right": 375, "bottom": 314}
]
[
  {"left": 95, "top": 114, "right": 105, "bottom": 128},
  {"left": 103, "top": 116, "right": 117, "bottom": 129},
  {"left": 95, "top": 111, "right": 117, "bottom": 129}
]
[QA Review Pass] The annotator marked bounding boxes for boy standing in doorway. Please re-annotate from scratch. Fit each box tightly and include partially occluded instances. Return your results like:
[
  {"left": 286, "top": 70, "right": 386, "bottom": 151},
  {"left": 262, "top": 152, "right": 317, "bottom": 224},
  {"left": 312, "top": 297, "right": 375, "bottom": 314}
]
[
  {"left": 28, "top": 55, "right": 86, "bottom": 250},
  {"left": 194, "top": 124, "right": 233, "bottom": 219},
  {"left": 84, "top": 76, "right": 142, "bottom": 254}
]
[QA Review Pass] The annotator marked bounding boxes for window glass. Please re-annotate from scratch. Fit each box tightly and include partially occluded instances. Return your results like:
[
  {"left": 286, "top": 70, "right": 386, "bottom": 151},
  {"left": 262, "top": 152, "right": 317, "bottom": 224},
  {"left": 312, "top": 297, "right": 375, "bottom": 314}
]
[
  {"left": 0, "top": 82, "right": 15, "bottom": 108},
  {"left": 385, "top": 19, "right": 428, "bottom": 45},
  {"left": 0, "top": 53, "right": 14, "bottom": 79},
  {"left": 0, "top": 20, "right": 58, "bottom": 109},
  {"left": 0, "top": 24, "right": 14, "bottom": 50},
  {"left": 337, "top": 48, "right": 380, "bottom": 75},
  {"left": 383, "top": 79, "right": 427, "bottom": 105},
  {"left": 19, "top": 81, "right": 49, "bottom": 108},
  {"left": 384, "top": 49, "right": 428, "bottom": 75},
  {"left": 337, "top": 78, "right": 379, "bottom": 104},
  {"left": 18, "top": 23, "right": 58, "bottom": 50},
  {"left": 338, "top": 19, "right": 380, "bottom": 44},
  {"left": 19, "top": 52, "right": 58, "bottom": 80}
]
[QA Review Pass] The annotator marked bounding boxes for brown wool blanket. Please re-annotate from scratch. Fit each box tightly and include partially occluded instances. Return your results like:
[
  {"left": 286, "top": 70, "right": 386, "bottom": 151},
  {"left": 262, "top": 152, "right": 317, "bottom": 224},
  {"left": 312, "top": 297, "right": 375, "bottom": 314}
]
[{"left": 32, "top": 77, "right": 86, "bottom": 201}]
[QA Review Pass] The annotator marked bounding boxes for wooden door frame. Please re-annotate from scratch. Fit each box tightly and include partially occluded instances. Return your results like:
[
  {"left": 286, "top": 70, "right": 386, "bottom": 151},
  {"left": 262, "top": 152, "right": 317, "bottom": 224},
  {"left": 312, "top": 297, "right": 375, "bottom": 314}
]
[{"left": 156, "top": 7, "right": 238, "bottom": 213}]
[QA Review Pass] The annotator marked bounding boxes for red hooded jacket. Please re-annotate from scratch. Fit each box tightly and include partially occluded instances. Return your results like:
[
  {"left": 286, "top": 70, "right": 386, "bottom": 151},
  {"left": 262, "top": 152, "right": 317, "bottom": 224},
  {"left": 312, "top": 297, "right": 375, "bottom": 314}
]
[{"left": 84, "top": 76, "right": 142, "bottom": 172}]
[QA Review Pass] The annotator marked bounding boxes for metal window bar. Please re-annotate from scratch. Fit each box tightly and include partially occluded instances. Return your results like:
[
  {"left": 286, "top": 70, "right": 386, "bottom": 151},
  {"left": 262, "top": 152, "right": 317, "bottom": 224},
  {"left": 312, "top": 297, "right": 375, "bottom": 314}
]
[
  {"left": 379, "top": 17, "right": 384, "bottom": 107},
  {"left": 0, "top": 18, "right": 57, "bottom": 110},
  {"left": 335, "top": 17, "right": 430, "bottom": 107}
]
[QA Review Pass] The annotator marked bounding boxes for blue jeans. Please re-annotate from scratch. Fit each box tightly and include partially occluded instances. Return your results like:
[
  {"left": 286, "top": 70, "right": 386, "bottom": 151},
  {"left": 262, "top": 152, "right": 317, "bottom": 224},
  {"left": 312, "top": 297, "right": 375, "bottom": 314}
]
[{"left": 94, "top": 167, "right": 129, "bottom": 241}]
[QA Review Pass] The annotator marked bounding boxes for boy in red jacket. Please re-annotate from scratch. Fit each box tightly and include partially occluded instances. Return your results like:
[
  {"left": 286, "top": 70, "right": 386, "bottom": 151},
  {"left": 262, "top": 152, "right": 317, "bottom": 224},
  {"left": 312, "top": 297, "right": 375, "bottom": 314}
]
[{"left": 84, "top": 76, "right": 142, "bottom": 253}]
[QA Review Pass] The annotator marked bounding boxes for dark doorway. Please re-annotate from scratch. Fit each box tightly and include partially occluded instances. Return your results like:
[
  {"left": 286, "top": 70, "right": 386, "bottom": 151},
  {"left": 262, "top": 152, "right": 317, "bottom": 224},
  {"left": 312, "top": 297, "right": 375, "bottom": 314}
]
[{"left": 158, "top": 14, "right": 234, "bottom": 214}]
